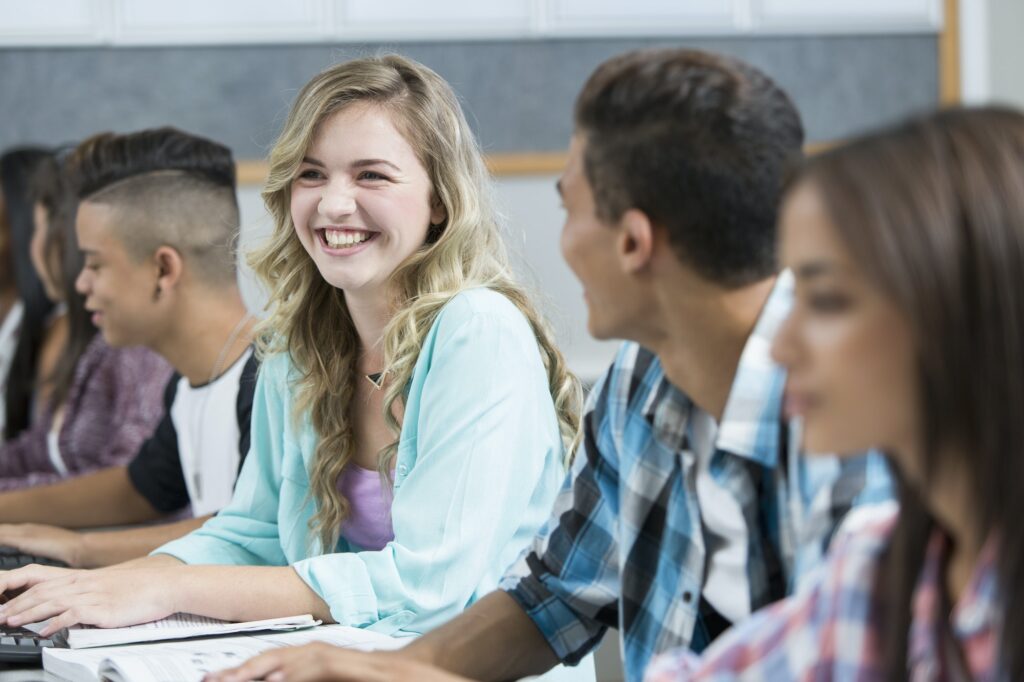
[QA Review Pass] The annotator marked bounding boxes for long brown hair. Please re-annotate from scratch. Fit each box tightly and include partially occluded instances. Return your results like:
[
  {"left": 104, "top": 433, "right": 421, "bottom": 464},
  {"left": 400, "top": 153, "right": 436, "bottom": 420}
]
[
  {"left": 800, "top": 106, "right": 1024, "bottom": 679},
  {"left": 29, "top": 154, "right": 95, "bottom": 411}
]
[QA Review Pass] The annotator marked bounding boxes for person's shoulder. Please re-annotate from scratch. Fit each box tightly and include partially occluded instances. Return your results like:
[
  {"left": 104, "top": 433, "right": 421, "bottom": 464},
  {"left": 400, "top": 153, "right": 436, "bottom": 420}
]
[
  {"left": 809, "top": 501, "right": 899, "bottom": 596},
  {"left": 253, "top": 350, "right": 295, "bottom": 387},
  {"left": 831, "top": 500, "right": 899, "bottom": 552},
  {"left": 431, "top": 287, "right": 533, "bottom": 340},
  {"left": 438, "top": 287, "right": 524, "bottom": 321},
  {"left": 89, "top": 335, "right": 169, "bottom": 377}
]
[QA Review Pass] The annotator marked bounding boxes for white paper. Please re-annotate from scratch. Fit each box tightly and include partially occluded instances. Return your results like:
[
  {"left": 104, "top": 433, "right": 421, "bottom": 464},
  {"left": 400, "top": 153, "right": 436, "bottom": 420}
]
[
  {"left": 66, "top": 612, "right": 318, "bottom": 649},
  {"left": 44, "top": 624, "right": 407, "bottom": 682}
]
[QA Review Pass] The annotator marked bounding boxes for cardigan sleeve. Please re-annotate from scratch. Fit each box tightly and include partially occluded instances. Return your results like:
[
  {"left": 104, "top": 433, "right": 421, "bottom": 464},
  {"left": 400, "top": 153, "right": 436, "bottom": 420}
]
[
  {"left": 0, "top": 341, "right": 169, "bottom": 487},
  {"left": 154, "top": 354, "right": 289, "bottom": 567},
  {"left": 0, "top": 415, "right": 51, "bottom": 482},
  {"left": 61, "top": 344, "right": 171, "bottom": 474},
  {"left": 292, "top": 293, "right": 565, "bottom": 634}
]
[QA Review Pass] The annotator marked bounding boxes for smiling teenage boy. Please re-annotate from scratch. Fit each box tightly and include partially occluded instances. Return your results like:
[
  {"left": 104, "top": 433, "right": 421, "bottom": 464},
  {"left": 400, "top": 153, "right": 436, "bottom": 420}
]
[
  {"left": 0, "top": 128, "right": 258, "bottom": 568},
  {"left": 209, "top": 48, "right": 892, "bottom": 682}
]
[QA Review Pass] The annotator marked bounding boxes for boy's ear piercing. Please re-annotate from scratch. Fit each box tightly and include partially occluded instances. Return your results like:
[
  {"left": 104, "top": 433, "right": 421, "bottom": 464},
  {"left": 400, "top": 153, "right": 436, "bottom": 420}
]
[{"left": 153, "top": 284, "right": 162, "bottom": 302}]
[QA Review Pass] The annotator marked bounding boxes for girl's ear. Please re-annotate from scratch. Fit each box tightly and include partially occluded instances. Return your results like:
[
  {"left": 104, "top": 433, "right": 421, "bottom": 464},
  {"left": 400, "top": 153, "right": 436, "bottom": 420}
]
[{"left": 430, "top": 194, "right": 447, "bottom": 227}]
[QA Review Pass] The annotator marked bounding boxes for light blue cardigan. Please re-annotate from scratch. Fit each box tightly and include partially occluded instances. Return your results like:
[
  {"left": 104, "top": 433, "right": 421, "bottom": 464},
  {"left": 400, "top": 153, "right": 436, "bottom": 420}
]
[{"left": 155, "top": 288, "right": 569, "bottom": 637}]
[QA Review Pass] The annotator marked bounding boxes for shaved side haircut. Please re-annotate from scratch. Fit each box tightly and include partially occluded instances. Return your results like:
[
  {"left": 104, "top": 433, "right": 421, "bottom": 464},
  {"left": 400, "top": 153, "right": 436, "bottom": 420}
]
[{"left": 66, "top": 128, "right": 241, "bottom": 286}]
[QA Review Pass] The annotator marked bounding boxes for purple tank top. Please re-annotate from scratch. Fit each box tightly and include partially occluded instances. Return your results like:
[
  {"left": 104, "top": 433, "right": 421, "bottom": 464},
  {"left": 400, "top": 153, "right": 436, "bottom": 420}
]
[{"left": 336, "top": 465, "right": 395, "bottom": 550}]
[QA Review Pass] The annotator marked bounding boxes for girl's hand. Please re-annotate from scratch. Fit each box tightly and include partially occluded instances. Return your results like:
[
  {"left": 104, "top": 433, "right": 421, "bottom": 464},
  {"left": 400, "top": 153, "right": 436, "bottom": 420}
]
[{"left": 0, "top": 564, "right": 178, "bottom": 636}]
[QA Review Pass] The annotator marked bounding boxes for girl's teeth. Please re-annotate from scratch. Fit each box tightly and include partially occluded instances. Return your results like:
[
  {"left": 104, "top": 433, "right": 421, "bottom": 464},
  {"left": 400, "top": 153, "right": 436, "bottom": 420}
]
[{"left": 324, "top": 231, "right": 370, "bottom": 247}]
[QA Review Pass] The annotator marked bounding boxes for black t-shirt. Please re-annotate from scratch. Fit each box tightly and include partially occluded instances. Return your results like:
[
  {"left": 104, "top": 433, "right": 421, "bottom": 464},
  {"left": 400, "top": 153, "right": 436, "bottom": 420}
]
[{"left": 127, "top": 351, "right": 259, "bottom": 514}]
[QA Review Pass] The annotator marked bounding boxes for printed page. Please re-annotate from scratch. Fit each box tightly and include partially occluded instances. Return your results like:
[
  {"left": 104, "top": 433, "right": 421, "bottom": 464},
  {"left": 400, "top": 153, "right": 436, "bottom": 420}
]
[
  {"left": 99, "top": 648, "right": 261, "bottom": 682},
  {"left": 44, "top": 625, "right": 409, "bottom": 682},
  {"left": 66, "top": 612, "right": 319, "bottom": 649}
]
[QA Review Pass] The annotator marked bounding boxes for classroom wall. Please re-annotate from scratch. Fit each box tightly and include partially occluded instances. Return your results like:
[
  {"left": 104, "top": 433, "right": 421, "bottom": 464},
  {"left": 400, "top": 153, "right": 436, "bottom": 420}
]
[
  {"left": 959, "top": 0, "right": 1024, "bottom": 107},
  {"left": 987, "top": 0, "right": 1024, "bottom": 108},
  {"left": 0, "top": 34, "right": 940, "bottom": 155}
]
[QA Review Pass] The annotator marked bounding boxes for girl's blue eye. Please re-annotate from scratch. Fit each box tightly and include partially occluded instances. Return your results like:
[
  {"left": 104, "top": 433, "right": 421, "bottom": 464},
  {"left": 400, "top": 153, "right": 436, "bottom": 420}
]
[{"left": 359, "top": 171, "right": 388, "bottom": 181}]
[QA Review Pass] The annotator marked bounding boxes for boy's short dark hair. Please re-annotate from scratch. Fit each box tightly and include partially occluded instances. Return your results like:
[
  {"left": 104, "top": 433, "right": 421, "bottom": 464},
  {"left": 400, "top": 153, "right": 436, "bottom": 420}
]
[
  {"left": 66, "top": 127, "right": 241, "bottom": 285},
  {"left": 68, "top": 127, "right": 236, "bottom": 199},
  {"left": 575, "top": 48, "right": 804, "bottom": 286}
]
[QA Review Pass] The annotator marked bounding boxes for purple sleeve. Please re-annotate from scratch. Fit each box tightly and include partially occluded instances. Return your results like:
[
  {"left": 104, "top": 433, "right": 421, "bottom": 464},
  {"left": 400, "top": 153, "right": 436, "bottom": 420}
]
[
  {"left": 0, "top": 340, "right": 172, "bottom": 489},
  {"left": 0, "top": 415, "right": 51, "bottom": 481}
]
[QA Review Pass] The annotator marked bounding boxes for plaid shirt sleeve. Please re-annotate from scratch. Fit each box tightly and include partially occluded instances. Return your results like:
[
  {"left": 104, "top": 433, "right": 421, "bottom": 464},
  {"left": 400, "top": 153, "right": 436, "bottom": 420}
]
[
  {"left": 643, "top": 503, "right": 897, "bottom": 681},
  {"left": 499, "top": 367, "right": 623, "bottom": 665}
]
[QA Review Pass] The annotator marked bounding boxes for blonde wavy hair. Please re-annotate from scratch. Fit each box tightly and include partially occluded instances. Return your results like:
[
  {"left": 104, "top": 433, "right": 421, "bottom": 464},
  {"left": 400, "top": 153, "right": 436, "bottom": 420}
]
[{"left": 250, "top": 54, "right": 583, "bottom": 553}]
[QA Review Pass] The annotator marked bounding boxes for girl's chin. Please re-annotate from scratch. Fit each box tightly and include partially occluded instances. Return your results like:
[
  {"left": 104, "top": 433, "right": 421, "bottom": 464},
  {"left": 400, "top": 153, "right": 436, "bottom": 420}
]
[{"left": 315, "top": 270, "right": 377, "bottom": 294}]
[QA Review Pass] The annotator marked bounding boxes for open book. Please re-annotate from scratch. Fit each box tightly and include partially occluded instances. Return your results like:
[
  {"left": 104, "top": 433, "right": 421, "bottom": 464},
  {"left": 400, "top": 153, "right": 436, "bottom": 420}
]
[
  {"left": 63, "top": 612, "right": 319, "bottom": 649},
  {"left": 43, "top": 624, "right": 407, "bottom": 682}
]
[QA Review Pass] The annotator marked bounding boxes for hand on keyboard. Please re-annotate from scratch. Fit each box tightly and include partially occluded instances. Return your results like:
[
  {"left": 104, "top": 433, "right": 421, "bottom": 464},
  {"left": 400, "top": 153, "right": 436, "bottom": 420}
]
[
  {"left": 0, "top": 523, "right": 80, "bottom": 567},
  {"left": 0, "top": 563, "right": 177, "bottom": 637}
]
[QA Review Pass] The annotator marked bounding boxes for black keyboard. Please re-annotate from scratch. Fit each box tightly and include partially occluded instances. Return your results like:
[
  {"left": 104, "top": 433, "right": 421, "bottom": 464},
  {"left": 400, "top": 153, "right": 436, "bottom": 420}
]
[
  {"left": 0, "top": 549, "right": 71, "bottom": 662},
  {"left": 0, "top": 625, "right": 64, "bottom": 663},
  {"left": 0, "top": 546, "right": 68, "bottom": 569}
]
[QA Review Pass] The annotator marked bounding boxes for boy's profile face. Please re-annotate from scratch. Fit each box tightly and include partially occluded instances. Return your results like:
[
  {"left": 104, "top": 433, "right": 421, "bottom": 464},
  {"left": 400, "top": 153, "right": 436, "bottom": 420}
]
[
  {"left": 74, "top": 200, "right": 166, "bottom": 348},
  {"left": 558, "top": 135, "right": 638, "bottom": 341}
]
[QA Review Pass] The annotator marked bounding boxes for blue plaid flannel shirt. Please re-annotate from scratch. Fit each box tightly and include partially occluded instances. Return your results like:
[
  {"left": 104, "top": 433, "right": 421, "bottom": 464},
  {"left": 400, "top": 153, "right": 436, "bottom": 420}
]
[{"left": 499, "top": 271, "right": 893, "bottom": 682}]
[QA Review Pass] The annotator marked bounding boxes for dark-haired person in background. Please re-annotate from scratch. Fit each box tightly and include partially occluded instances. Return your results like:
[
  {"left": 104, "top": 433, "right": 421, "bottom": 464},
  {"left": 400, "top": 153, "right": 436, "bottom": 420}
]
[
  {"left": 647, "top": 105, "right": 1024, "bottom": 681},
  {"left": 1, "top": 147, "right": 57, "bottom": 442},
  {"left": 208, "top": 47, "right": 891, "bottom": 682},
  {"left": 0, "top": 151, "right": 170, "bottom": 490},
  {"left": 0, "top": 127, "right": 258, "bottom": 568}
]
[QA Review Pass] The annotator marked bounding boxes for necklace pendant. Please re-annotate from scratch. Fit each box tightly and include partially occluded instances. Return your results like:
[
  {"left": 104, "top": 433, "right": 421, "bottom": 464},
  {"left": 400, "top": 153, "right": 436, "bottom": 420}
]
[{"left": 365, "top": 372, "right": 385, "bottom": 390}]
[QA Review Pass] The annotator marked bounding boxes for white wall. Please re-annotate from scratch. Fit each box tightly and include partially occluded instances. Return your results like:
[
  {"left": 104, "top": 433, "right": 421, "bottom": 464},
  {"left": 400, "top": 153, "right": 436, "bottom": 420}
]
[
  {"left": 236, "top": 174, "right": 621, "bottom": 385},
  {"left": 959, "top": 0, "right": 1024, "bottom": 107},
  {"left": 0, "top": 0, "right": 942, "bottom": 46},
  {"left": 987, "top": 0, "right": 1024, "bottom": 108}
]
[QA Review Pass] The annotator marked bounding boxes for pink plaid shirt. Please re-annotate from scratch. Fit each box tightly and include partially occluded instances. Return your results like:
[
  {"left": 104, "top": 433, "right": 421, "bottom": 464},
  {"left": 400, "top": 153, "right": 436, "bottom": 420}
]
[{"left": 644, "top": 503, "right": 1003, "bottom": 681}]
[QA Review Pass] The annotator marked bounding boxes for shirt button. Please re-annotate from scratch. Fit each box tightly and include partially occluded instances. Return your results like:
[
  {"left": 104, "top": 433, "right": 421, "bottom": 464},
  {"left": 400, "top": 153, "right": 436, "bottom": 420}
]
[
  {"left": 682, "top": 591, "right": 693, "bottom": 603},
  {"left": 397, "top": 464, "right": 409, "bottom": 475}
]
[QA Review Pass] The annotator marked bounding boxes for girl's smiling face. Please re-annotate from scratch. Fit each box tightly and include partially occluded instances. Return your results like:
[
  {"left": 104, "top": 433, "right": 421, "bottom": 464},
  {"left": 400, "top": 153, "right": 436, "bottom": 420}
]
[{"left": 290, "top": 103, "right": 446, "bottom": 298}]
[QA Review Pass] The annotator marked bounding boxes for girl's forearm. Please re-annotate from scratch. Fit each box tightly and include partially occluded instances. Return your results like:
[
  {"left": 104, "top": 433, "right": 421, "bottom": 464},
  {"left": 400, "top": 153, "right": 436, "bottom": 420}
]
[{"left": 167, "top": 564, "right": 334, "bottom": 623}]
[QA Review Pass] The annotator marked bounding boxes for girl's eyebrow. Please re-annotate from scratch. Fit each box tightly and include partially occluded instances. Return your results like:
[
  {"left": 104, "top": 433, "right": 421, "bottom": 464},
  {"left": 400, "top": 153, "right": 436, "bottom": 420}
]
[
  {"left": 351, "top": 159, "right": 402, "bottom": 173},
  {"left": 299, "top": 157, "right": 402, "bottom": 173}
]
